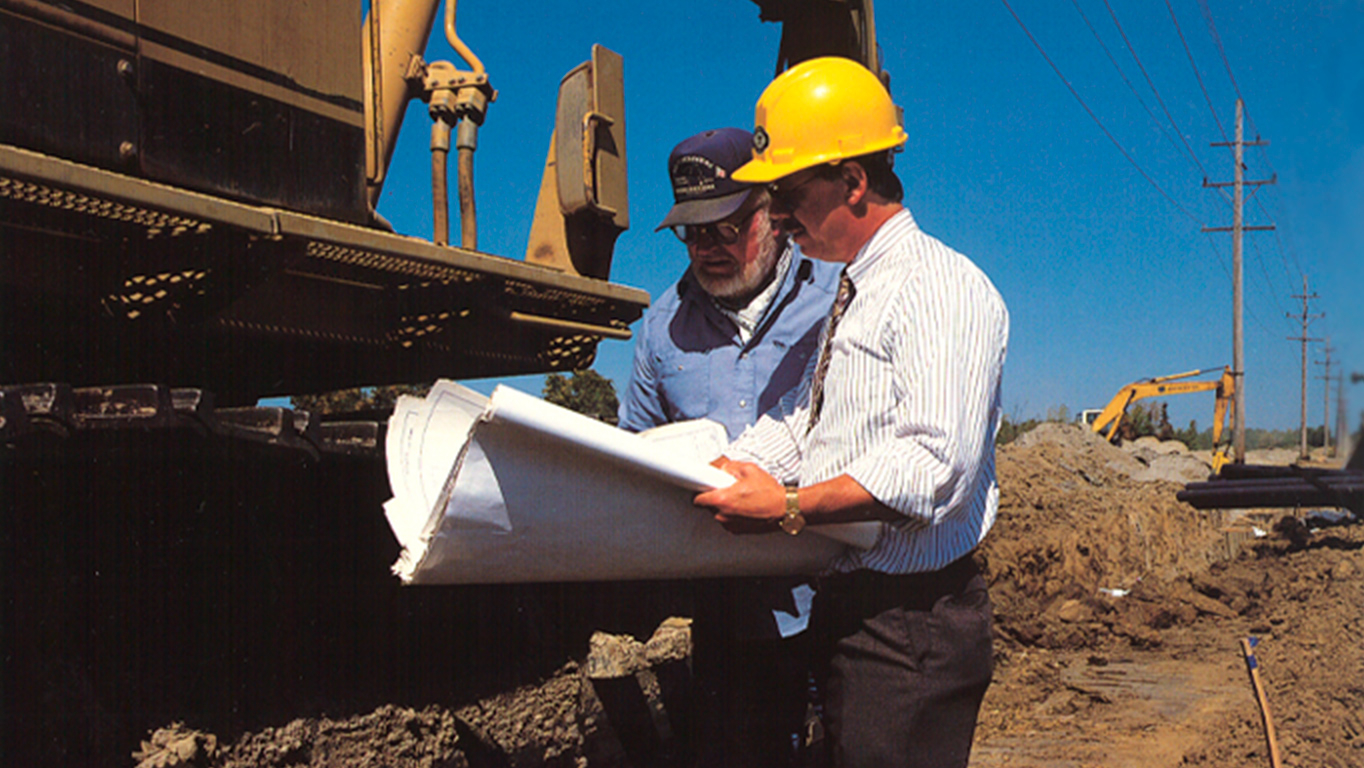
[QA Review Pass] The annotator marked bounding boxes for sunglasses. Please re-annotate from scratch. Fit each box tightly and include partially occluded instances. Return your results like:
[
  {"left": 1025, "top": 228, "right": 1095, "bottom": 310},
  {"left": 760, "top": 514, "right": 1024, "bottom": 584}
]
[
  {"left": 671, "top": 205, "right": 758, "bottom": 245},
  {"left": 765, "top": 168, "right": 824, "bottom": 208}
]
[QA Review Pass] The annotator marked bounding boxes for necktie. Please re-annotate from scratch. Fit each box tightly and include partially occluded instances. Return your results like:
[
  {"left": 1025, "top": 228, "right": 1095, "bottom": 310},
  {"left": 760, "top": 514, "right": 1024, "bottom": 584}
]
[{"left": 808, "top": 271, "right": 854, "bottom": 430}]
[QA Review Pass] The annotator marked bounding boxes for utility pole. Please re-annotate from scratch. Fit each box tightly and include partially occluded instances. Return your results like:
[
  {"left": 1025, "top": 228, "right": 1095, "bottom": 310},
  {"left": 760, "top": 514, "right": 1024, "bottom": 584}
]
[
  {"left": 1336, "top": 372, "right": 1350, "bottom": 461},
  {"left": 1352, "top": 372, "right": 1363, "bottom": 462},
  {"left": 1286, "top": 275, "right": 1323, "bottom": 460},
  {"left": 1315, "top": 339, "right": 1334, "bottom": 455},
  {"left": 1204, "top": 99, "right": 1275, "bottom": 464}
]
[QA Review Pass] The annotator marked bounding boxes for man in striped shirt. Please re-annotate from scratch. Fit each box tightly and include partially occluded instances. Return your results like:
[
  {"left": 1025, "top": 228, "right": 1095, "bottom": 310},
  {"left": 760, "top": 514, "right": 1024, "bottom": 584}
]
[{"left": 694, "top": 57, "right": 1009, "bottom": 767}]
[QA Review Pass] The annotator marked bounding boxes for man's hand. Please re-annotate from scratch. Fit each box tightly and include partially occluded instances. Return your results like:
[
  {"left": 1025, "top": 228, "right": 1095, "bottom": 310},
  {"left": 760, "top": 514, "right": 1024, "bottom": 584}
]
[{"left": 694, "top": 458, "right": 785, "bottom": 534}]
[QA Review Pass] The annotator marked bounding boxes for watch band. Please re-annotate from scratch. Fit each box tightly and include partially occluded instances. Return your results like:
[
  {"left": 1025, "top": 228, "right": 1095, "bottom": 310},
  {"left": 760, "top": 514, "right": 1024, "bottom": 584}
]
[{"left": 780, "top": 484, "right": 805, "bottom": 535}]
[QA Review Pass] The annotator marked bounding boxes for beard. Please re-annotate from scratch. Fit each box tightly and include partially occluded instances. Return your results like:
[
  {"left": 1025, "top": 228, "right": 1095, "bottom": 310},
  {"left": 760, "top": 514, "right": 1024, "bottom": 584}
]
[{"left": 692, "top": 213, "right": 782, "bottom": 304}]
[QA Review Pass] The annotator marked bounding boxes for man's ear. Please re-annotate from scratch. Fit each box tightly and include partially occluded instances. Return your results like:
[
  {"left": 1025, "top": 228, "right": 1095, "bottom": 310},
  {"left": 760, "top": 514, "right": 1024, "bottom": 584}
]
[{"left": 841, "top": 162, "right": 869, "bottom": 205}]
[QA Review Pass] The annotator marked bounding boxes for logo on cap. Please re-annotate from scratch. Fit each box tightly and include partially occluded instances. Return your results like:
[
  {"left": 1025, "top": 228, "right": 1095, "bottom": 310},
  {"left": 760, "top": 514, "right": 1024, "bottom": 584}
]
[
  {"left": 672, "top": 155, "right": 722, "bottom": 198},
  {"left": 753, "top": 126, "right": 770, "bottom": 153}
]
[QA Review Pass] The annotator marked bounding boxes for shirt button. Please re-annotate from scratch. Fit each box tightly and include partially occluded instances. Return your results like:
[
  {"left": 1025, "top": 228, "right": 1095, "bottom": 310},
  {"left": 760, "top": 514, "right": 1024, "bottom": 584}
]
[{"left": 739, "top": 399, "right": 748, "bottom": 407}]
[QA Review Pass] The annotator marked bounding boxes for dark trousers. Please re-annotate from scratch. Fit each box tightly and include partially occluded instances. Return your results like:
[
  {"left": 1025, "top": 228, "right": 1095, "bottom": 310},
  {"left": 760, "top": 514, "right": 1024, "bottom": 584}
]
[
  {"left": 691, "top": 578, "right": 815, "bottom": 768},
  {"left": 810, "top": 557, "right": 994, "bottom": 768}
]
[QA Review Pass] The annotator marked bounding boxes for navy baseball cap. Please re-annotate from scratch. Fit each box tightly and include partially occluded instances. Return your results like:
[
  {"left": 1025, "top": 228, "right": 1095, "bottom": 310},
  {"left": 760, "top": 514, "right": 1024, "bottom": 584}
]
[{"left": 655, "top": 128, "right": 757, "bottom": 231}]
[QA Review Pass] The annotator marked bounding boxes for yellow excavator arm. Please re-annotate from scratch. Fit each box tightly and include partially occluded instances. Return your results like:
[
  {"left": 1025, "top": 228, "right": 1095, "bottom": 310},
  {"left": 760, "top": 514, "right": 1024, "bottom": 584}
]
[{"left": 1089, "top": 367, "right": 1236, "bottom": 470}]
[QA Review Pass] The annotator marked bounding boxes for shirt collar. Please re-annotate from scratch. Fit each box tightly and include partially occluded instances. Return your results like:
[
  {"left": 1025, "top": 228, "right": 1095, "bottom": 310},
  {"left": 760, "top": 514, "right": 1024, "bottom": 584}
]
[
  {"left": 711, "top": 246, "right": 794, "bottom": 343},
  {"left": 844, "top": 207, "right": 917, "bottom": 287}
]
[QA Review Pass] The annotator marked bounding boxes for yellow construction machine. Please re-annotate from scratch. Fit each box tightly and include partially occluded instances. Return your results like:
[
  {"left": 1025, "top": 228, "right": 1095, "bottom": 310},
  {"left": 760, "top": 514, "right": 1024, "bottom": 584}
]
[
  {"left": 0, "top": 3, "right": 891, "bottom": 765},
  {"left": 1086, "top": 367, "right": 1236, "bottom": 471}
]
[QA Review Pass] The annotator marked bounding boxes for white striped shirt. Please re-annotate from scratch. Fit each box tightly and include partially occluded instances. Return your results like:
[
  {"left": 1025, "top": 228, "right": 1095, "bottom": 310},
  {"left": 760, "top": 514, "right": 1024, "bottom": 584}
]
[{"left": 727, "top": 209, "right": 1009, "bottom": 574}]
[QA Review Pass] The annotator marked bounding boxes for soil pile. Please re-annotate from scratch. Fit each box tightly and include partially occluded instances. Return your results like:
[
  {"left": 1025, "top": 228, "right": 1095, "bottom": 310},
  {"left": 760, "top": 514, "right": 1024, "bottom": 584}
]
[
  {"left": 974, "top": 423, "right": 1364, "bottom": 767},
  {"left": 982, "top": 422, "right": 1231, "bottom": 649}
]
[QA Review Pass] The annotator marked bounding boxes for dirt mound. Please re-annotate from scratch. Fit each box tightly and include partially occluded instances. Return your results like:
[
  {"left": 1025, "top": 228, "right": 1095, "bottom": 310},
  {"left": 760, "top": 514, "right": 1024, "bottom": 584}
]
[
  {"left": 975, "top": 516, "right": 1364, "bottom": 768},
  {"left": 972, "top": 421, "right": 1364, "bottom": 767},
  {"left": 132, "top": 621, "right": 696, "bottom": 768},
  {"left": 134, "top": 707, "right": 463, "bottom": 768},
  {"left": 982, "top": 422, "right": 1227, "bottom": 649}
]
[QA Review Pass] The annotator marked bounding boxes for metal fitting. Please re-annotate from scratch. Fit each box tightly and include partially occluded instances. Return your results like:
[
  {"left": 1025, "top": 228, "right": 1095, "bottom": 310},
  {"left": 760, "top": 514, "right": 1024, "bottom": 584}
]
[{"left": 455, "top": 120, "right": 478, "bottom": 151}]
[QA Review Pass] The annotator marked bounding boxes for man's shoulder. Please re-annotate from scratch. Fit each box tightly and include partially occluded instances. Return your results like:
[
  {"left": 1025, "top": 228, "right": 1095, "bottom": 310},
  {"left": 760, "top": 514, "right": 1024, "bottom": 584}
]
[
  {"left": 906, "top": 240, "right": 1008, "bottom": 329},
  {"left": 638, "top": 271, "right": 695, "bottom": 322},
  {"left": 635, "top": 270, "right": 726, "bottom": 353},
  {"left": 865, "top": 216, "right": 1006, "bottom": 312}
]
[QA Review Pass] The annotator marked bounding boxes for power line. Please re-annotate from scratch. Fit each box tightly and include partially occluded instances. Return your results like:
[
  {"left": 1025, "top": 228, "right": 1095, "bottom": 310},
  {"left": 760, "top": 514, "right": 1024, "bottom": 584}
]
[
  {"left": 1263, "top": 200, "right": 1307, "bottom": 278},
  {"left": 1201, "top": 231, "right": 1279, "bottom": 340},
  {"left": 1202, "top": 231, "right": 1233, "bottom": 281},
  {"left": 1196, "top": 0, "right": 1245, "bottom": 106},
  {"left": 1099, "top": 0, "right": 1209, "bottom": 179},
  {"left": 998, "top": 0, "right": 1207, "bottom": 227},
  {"left": 1243, "top": 179, "right": 1307, "bottom": 282},
  {"left": 1195, "top": 0, "right": 1271, "bottom": 157},
  {"left": 1005, "top": 2, "right": 1301, "bottom": 370},
  {"left": 1246, "top": 236, "right": 1293, "bottom": 321},
  {"left": 1070, "top": 0, "right": 1218, "bottom": 190},
  {"left": 1228, "top": 171, "right": 1302, "bottom": 294},
  {"left": 1234, "top": 179, "right": 1296, "bottom": 309},
  {"left": 1187, "top": 0, "right": 1299, "bottom": 286},
  {"left": 1164, "top": 0, "right": 1228, "bottom": 143}
]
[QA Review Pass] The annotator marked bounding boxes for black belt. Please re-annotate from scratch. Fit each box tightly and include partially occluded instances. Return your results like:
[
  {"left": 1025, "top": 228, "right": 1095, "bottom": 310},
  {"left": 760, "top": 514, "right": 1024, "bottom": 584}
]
[{"left": 817, "top": 553, "right": 982, "bottom": 614}]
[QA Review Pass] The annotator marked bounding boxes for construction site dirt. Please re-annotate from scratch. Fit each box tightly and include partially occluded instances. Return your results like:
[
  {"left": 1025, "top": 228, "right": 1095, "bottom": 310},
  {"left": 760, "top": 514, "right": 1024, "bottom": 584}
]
[{"left": 7, "top": 423, "right": 1360, "bottom": 767}]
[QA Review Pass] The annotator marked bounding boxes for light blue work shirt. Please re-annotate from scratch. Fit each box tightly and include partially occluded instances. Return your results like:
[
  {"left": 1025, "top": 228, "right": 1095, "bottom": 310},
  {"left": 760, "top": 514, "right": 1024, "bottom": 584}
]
[
  {"left": 618, "top": 249, "right": 841, "bottom": 439},
  {"left": 618, "top": 246, "right": 840, "bottom": 639}
]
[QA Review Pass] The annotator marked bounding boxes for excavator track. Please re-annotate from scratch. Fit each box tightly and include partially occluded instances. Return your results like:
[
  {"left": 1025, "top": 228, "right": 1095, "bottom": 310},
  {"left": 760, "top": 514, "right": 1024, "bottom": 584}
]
[{"left": 1, "top": 381, "right": 694, "bottom": 767}]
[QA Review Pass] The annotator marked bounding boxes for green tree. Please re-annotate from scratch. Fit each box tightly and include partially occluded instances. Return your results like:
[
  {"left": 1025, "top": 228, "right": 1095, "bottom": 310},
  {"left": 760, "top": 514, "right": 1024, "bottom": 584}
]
[
  {"left": 291, "top": 384, "right": 429, "bottom": 414},
  {"left": 996, "top": 402, "right": 1040, "bottom": 445},
  {"left": 1045, "top": 404, "right": 1071, "bottom": 423},
  {"left": 1118, "top": 401, "right": 1173, "bottom": 441},
  {"left": 1121, "top": 402, "right": 1152, "bottom": 441},
  {"left": 1173, "top": 419, "right": 1215, "bottom": 450},
  {"left": 543, "top": 369, "right": 619, "bottom": 425}
]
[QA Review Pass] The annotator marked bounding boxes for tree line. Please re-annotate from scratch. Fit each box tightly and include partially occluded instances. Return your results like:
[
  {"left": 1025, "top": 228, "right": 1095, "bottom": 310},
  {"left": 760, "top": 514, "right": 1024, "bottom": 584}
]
[{"left": 289, "top": 372, "right": 1360, "bottom": 454}]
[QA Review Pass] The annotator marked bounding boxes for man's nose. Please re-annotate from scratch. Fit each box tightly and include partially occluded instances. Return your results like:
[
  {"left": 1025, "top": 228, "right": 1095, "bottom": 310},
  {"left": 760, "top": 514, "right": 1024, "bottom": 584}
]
[{"left": 689, "top": 238, "right": 722, "bottom": 257}]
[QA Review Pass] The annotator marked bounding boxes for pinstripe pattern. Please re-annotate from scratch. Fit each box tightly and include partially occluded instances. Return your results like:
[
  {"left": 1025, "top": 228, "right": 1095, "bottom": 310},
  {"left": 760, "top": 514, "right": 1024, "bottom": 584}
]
[
  {"left": 729, "top": 209, "right": 1009, "bottom": 574},
  {"left": 807, "top": 271, "right": 854, "bottom": 429}
]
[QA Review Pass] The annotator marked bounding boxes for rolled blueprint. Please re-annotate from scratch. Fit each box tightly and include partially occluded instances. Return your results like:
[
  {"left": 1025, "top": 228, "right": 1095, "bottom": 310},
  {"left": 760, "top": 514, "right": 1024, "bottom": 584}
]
[{"left": 383, "top": 381, "right": 878, "bottom": 584}]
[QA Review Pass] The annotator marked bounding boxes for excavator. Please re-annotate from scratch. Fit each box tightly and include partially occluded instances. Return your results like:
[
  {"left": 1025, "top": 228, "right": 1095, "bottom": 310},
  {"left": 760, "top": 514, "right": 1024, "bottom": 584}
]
[
  {"left": 1086, "top": 366, "right": 1235, "bottom": 471},
  {"left": 0, "top": 1, "right": 888, "bottom": 765}
]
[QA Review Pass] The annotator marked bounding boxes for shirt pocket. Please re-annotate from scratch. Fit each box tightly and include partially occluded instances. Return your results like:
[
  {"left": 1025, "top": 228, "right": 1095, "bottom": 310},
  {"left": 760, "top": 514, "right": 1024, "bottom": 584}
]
[{"left": 654, "top": 349, "right": 712, "bottom": 423}]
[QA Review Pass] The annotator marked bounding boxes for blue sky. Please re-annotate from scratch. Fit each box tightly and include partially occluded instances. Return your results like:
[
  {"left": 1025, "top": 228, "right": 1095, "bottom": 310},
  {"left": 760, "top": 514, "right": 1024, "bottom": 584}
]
[{"left": 375, "top": 1, "right": 1363, "bottom": 435}]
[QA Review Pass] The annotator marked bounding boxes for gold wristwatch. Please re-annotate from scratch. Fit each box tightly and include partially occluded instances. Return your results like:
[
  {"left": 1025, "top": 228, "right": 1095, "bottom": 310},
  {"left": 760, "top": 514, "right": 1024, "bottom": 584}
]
[{"left": 779, "top": 484, "right": 805, "bottom": 535}]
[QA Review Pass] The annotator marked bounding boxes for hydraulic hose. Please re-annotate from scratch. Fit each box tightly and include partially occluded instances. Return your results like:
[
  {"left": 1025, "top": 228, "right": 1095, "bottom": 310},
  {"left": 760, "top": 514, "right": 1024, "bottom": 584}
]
[
  {"left": 456, "top": 119, "right": 478, "bottom": 250},
  {"left": 431, "top": 120, "right": 451, "bottom": 246}
]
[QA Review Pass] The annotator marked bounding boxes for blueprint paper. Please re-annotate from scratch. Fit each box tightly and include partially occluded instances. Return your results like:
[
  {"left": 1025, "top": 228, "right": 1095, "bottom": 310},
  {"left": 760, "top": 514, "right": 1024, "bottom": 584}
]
[{"left": 384, "top": 381, "right": 877, "bottom": 585}]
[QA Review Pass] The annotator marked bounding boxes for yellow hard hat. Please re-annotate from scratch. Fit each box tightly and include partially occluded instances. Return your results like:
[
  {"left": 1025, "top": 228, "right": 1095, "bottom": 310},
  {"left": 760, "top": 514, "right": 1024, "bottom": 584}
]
[{"left": 732, "top": 57, "right": 907, "bottom": 184}]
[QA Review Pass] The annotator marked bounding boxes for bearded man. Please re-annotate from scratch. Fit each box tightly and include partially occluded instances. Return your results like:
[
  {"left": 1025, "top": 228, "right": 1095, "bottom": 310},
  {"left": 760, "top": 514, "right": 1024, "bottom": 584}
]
[{"left": 618, "top": 127, "right": 841, "bottom": 767}]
